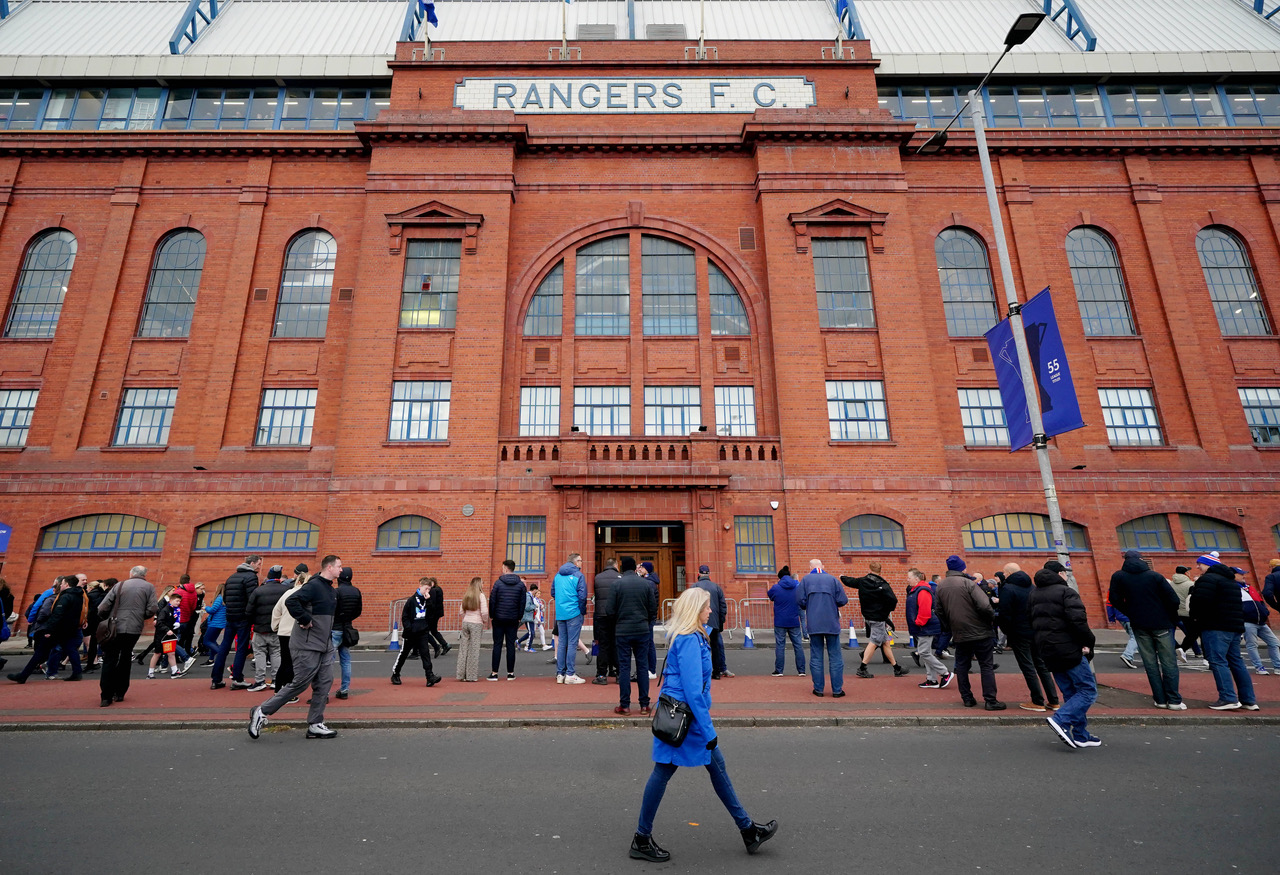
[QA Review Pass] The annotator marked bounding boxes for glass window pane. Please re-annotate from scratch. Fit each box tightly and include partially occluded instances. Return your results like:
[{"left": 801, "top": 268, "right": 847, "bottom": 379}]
[
  {"left": 1238, "top": 387, "right": 1280, "bottom": 445},
  {"left": 39, "top": 514, "right": 165, "bottom": 552},
  {"left": 139, "top": 230, "right": 205, "bottom": 337},
  {"left": 709, "top": 263, "right": 749, "bottom": 335},
  {"left": 523, "top": 263, "right": 564, "bottom": 336},
  {"left": 714, "top": 385, "right": 756, "bottom": 436},
  {"left": 1099, "top": 388, "right": 1163, "bottom": 446},
  {"left": 400, "top": 239, "right": 461, "bottom": 329},
  {"left": 814, "top": 238, "right": 874, "bottom": 328},
  {"left": 0, "top": 388, "right": 39, "bottom": 447},
  {"left": 389, "top": 381, "right": 451, "bottom": 441},
  {"left": 1196, "top": 228, "right": 1271, "bottom": 336},
  {"left": 642, "top": 236, "right": 697, "bottom": 335},
  {"left": 644, "top": 385, "right": 700, "bottom": 436},
  {"left": 935, "top": 228, "right": 997, "bottom": 336},
  {"left": 575, "top": 237, "right": 629, "bottom": 336},
  {"left": 826, "top": 380, "right": 889, "bottom": 441},
  {"left": 506, "top": 516, "right": 546, "bottom": 574},
  {"left": 734, "top": 515, "right": 775, "bottom": 573},
  {"left": 193, "top": 514, "right": 316, "bottom": 552},
  {"left": 1067, "top": 227, "right": 1135, "bottom": 336},
  {"left": 274, "top": 230, "right": 336, "bottom": 337},
  {"left": 4, "top": 230, "right": 78, "bottom": 339},
  {"left": 114, "top": 388, "right": 177, "bottom": 446},
  {"left": 958, "top": 387, "right": 1009, "bottom": 446},
  {"left": 573, "top": 385, "right": 630, "bottom": 436},
  {"left": 519, "top": 386, "right": 560, "bottom": 436},
  {"left": 840, "top": 514, "right": 906, "bottom": 551},
  {"left": 256, "top": 388, "right": 317, "bottom": 445}
]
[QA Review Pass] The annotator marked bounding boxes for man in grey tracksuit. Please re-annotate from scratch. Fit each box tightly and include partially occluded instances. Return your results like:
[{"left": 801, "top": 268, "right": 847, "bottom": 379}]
[{"left": 249, "top": 554, "right": 342, "bottom": 740}]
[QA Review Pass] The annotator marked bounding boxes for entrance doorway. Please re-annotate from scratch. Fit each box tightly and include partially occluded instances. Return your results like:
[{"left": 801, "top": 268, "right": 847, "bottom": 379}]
[{"left": 595, "top": 521, "right": 685, "bottom": 604}]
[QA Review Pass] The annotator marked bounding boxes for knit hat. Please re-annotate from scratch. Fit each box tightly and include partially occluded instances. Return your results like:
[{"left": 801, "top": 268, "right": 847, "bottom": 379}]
[
  {"left": 1043, "top": 560, "right": 1067, "bottom": 574},
  {"left": 698, "top": 564, "right": 710, "bottom": 574},
  {"left": 294, "top": 562, "right": 309, "bottom": 574},
  {"left": 777, "top": 565, "right": 790, "bottom": 579},
  {"left": 641, "top": 561, "right": 655, "bottom": 574},
  {"left": 1123, "top": 549, "right": 1142, "bottom": 560},
  {"left": 1196, "top": 554, "right": 1219, "bottom": 567},
  {"left": 267, "top": 565, "right": 283, "bottom": 580},
  {"left": 338, "top": 567, "right": 353, "bottom": 582},
  {"left": 945, "top": 555, "right": 966, "bottom": 572}
]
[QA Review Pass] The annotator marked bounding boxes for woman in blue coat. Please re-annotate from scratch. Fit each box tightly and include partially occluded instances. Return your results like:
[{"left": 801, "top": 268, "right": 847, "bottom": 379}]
[{"left": 630, "top": 586, "right": 778, "bottom": 863}]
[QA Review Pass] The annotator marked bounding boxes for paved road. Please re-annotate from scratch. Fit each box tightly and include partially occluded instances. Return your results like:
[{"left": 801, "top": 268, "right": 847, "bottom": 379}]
[{"left": 2, "top": 725, "right": 1274, "bottom": 873}]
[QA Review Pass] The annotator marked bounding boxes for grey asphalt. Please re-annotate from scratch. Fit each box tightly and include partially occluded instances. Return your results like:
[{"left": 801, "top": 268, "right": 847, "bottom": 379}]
[{"left": 2, "top": 725, "right": 1274, "bottom": 874}]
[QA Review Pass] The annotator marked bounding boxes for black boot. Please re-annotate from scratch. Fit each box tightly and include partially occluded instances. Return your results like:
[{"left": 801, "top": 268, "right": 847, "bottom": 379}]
[
  {"left": 390, "top": 673, "right": 402, "bottom": 685},
  {"left": 630, "top": 833, "right": 670, "bottom": 862},
  {"left": 741, "top": 820, "right": 778, "bottom": 854}
]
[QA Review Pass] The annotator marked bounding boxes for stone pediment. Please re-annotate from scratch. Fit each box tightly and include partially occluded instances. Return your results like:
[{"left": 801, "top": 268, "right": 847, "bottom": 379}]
[
  {"left": 385, "top": 200, "right": 484, "bottom": 254},
  {"left": 787, "top": 199, "right": 888, "bottom": 253}
]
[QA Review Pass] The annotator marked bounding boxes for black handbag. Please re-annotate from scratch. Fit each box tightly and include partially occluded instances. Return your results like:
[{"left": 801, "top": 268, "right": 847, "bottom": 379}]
[
  {"left": 650, "top": 656, "right": 693, "bottom": 747},
  {"left": 342, "top": 626, "right": 360, "bottom": 648}
]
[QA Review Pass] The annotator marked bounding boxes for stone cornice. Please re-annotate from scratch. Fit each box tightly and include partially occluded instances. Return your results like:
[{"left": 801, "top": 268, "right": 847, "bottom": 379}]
[{"left": 904, "top": 127, "right": 1280, "bottom": 157}]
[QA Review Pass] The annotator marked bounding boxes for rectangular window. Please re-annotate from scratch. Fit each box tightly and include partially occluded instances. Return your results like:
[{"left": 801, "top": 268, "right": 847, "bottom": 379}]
[
  {"left": 575, "top": 237, "right": 630, "bottom": 336},
  {"left": 256, "top": 388, "right": 317, "bottom": 446},
  {"left": 0, "top": 388, "right": 38, "bottom": 447},
  {"left": 389, "top": 381, "right": 451, "bottom": 441},
  {"left": 714, "top": 386, "right": 757, "bottom": 436},
  {"left": 826, "top": 380, "right": 889, "bottom": 441},
  {"left": 644, "top": 386, "right": 700, "bottom": 436},
  {"left": 519, "top": 386, "right": 560, "bottom": 437},
  {"left": 506, "top": 516, "right": 546, "bottom": 574},
  {"left": 641, "top": 236, "right": 697, "bottom": 335},
  {"left": 734, "top": 515, "right": 775, "bottom": 573},
  {"left": 814, "top": 238, "right": 874, "bottom": 328},
  {"left": 1099, "top": 388, "right": 1163, "bottom": 446},
  {"left": 400, "top": 239, "right": 461, "bottom": 329},
  {"left": 0, "top": 89, "right": 45, "bottom": 130},
  {"left": 958, "top": 388, "right": 1009, "bottom": 447},
  {"left": 1239, "top": 387, "right": 1280, "bottom": 445},
  {"left": 113, "top": 388, "right": 176, "bottom": 446},
  {"left": 573, "top": 386, "right": 630, "bottom": 436}
]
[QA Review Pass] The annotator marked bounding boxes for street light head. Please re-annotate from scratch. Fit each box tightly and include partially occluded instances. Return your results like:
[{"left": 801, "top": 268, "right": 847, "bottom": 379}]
[
  {"left": 1004, "top": 12, "right": 1045, "bottom": 48},
  {"left": 916, "top": 130, "right": 948, "bottom": 155}
]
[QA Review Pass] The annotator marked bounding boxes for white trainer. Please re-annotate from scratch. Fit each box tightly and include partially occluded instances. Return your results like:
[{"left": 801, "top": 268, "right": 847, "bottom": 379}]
[{"left": 563, "top": 674, "right": 587, "bottom": 685}]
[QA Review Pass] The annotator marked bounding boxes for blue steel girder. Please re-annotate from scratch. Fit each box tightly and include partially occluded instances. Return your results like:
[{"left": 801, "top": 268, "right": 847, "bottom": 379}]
[
  {"left": 1253, "top": 0, "right": 1280, "bottom": 22},
  {"left": 401, "top": 0, "right": 434, "bottom": 41},
  {"left": 1044, "top": 0, "right": 1097, "bottom": 51},
  {"left": 169, "top": 0, "right": 220, "bottom": 55},
  {"left": 0, "top": 0, "right": 11, "bottom": 20},
  {"left": 833, "top": 0, "right": 867, "bottom": 40}
]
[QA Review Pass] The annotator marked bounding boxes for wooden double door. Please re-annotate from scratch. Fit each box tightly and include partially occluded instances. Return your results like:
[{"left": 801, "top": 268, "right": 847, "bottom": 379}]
[{"left": 596, "top": 545, "right": 685, "bottom": 604}]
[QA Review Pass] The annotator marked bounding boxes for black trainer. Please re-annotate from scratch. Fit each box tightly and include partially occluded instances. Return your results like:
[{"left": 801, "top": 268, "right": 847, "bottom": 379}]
[
  {"left": 741, "top": 820, "right": 779, "bottom": 854},
  {"left": 630, "top": 833, "right": 671, "bottom": 863},
  {"left": 893, "top": 665, "right": 910, "bottom": 677},
  {"left": 855, "top": 666, "right": 873, "bottom": 679}
]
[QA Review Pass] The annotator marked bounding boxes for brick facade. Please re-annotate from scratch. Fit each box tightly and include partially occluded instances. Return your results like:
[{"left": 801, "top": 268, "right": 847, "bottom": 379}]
[{"left": 1, "top": 40, "right": 1278, "bottom": 629}]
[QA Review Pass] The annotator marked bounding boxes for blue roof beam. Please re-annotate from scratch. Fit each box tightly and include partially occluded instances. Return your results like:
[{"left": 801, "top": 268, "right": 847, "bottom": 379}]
[
  {"left": 169, "top": 0, "right": 221, "bottom": 55},
  {"left": 401, "top": 0, "right": 438, "bottom": 42},
  {"left": 1044, "top": 0, "right": 1097, "bottom": 51},
  {"left": 834, "top": 0, "right": 867, "bottom": 40},
  {"left": 0, "top": 0, "right": 11, "bottom": 20},
  {"left": 1253, "top": 0, "right": 1280, "bottom": 21}
]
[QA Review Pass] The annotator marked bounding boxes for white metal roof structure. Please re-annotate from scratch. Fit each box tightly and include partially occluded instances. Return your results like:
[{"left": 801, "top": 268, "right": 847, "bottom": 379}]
[{"left": 0, "top": 0, "right": 1278, "bottom": 79}]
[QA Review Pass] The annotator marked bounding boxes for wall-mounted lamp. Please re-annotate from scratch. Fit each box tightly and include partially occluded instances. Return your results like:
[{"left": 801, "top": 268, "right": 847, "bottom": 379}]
[
  {"left": 697, "top": 425, "right": 708, "bottom": 432},
  {"left": 570, "top": 426, "right": 580, "bottom": 432}
]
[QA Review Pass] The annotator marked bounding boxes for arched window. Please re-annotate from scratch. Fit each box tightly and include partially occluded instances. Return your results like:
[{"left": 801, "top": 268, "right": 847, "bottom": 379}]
[
  {"left": 1066, "top": 227, "right": 1134, "bottom": 336},
  {"left": 273, "top": 230, "right": 336, "bottom": 338},
  {"left": 962, "top": 513, "right": 1089, "bottom": 552},
  {"left": 4, "top": 229, "right": 78, "bottom": 339},
  {"left": 840, "top": 515, "right": 906, "bottom": 551},
  {"left": 139, "top": 230, "right": 206, "bottom": 337},
  {"left": 709, "top": 263, "right": 749, "bottom": 335},
  {"left": 523, "top": 262, "right": 563, "bottom": 335},
  {"left": 1179, "top": 514, "right": 1243, "bottom": 552},
  {"left": 642, "top": 235, "right": 697, "bottom": 335},
  {"left": 575, "top": 236, "right": 629, "bottom": 335},
  {"left": 1116, "top": 514, "right": 1174, "bottom": 552},
  {"left": 39, "top": 514, "right": 164, "bottom": 551},
  {"left": 935, "top": 227, "right": 998, "bottom": 337},
  {"left": 1196, "top": 227, "right": 1271, "bottom": 336},
  {"left": 193, "top": 513, "right": 317, "bottom": 551},
  {"left": 376, "top": 515, "right": 442, "bottom": 550}
]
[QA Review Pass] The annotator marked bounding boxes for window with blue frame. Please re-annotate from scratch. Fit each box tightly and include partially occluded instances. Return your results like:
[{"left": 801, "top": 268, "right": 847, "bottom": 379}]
[
  {"left": 274, "top": 230, "right": 336, "bottom": 338},
  {"left": 113, "top": 388, "right": 177, "bottom": 446},
  {"left": 814, "top": 238, "right": 875, "bottom": 329},
  {"left": 935, "top": 228, "right": 998, "bottom": 337},
  {"left": 1196, "top": 227, "right": 1271, "bottom": 337},
  {"left": 575, "top": 237, "right": 629, "bottom": 336},
  {"left": 389, "top": 381, "right": 450, "bottom": 441},
  {"left": 1116, "top": 514, "right": 1174, "bottom": 552},
  {"left": 826, "top": 380, "right": 889, "bottom": 441},
  {"left": 0, "top": 88, "right": 45, "bottom": 129},
  {"left": 40, "top": 87, "right": 162, "bottom": 130},
  {"left": 0, "top": 388, "right": 38, "bottom": 448},
  {"left": 193, "top": 513, "right": 317, "bottom": 551},
  {"left": 1099, "top": 388, "right": 1163, "bottom": 446},
  {"left": 642, "top": 236, "right": 698, "bottom": 335},
  {"left": 256, "top": 388, "right": 317, "bottom": 446},
  {"left": 523, "top": 263, "right": 563, "bottom": 336},
  {"left": 709, "top": 263, "right": 749, "bottom": 335},
  {"left": 962, "top": 513, "right": 1089, "bottom": 552},
  {"left": 734, "top": 515, "right": 775, "bottom": 573},
  {"left": 958, "top": 388, "right": 1009, "bottom": 447},
  {"left": 1239, "top": 387, "right": 1280, "bottom": 445},
  {"left": 400, "top": 239, "right": 461, "bottom": 329},
  {"left": 376, "top": 515, "right": 442, "bottom": 551},
  {"left": 506, "top": 516, "right": 546, "bottom": 574},
  {"left": 1066, "top": 227, "right": 1135, "bottom": 336},
  {"left": 1273, "top": 524, "right": 1280, "bottom": 551},
  {"left": 39, "top": 514, "right": 165, "bottom": 552},
  {"left": 840, "top": 515, "right": 905, "bottom": 551},
  {"left": 877, "top": 85, "right": 972, "bottom": 128},
  {"left": 1179, "top": 514, "right": 1243, "bottom": 553},
  {"left": 4, "top": 229, "right": 78, "bottom": 339},
  {"left": 139, "top": 230, "right": 206, "bottom": 338}
]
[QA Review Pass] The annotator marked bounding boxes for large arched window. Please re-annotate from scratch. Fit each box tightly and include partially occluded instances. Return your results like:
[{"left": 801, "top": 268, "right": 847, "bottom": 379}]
[
  {"left": 4, "top": 229, "right": 78, "bottom": 339},
  {"left": 1196, "top": 227, "right": 1271, "bottom": 336},
  {"left": 273, "top": 230, "right": 336, "bottom": 338},
  {"left": 642, "top": 235, "right": 697, "bottom": 335},
  {"left": 1179, "top": 514, "right": 1243, "bottom": 552},
  {"left": 1066, "top": 227, "right": 1134, "bottom": 336},
  {"left": 1116, "top": 514, "right": 1174, "bottom": 552},
  {"left": 39, "top": 514, "right": 164, "bottom": 551},
  {"left": 962, "top": 513, "right": 1089, "bottom": 552},
  {"left": 193, "top": 513, "right": 317, "bottom": 551},
  {"left": 709, "top": 263, "right": 749, "bottom": 335},
  {"left": 376, "top": 515, "right": 442, "bottom": 550},
  {"left": 840, "top": 514, "right": 905, "bottom": 551},
  {"left": 935, "top": 227, "right": 997, "bottom": 337},
  {"left": 575, "top": 236, "right": 629, "bottom": 335},
  {"left": 523, "top": 262, "right": 563, "bottom": 335},
  {"left": 139, "top": 229, "right": 206, "bottom": 337}
]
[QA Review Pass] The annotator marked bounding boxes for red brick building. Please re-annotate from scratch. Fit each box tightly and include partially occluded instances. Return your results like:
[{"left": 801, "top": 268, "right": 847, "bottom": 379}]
[{"left": 2, "top": 1, "right": 1279, "bottom": 627}]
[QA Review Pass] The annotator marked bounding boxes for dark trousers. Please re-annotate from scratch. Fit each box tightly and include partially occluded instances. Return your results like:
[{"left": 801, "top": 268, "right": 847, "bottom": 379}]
[
  {"left": 709, "top": 628, "right": 727, "bottom": 674},
  {"left": 13, "top": 634, "right": 59, "bottom": 680},
  {"left": 616, "top": 633, "right": 651, "bottom": 709},
  {"left": 647, "top": 623, "right": 657, "bottom": 676},
  {"left": 212, "top": 617, "right": 251, "bottom": 683},
  {"left": 1177, "top": 617, "right": 1201, "bottom": 656},
  {"left": 491, "top": 621, "right": 519, "bottom": 674},
  {"left": 274, "top": 635, "right": 293, "bottom": 691},
  {"left": 1008, "top": 633, "right": 1057, "bottom": 705},
  {"left": 595, "top": 615, "right": 617, "bottom": 678},
  {"left": 178, "top": 619, "right": 197, "bottom": 655},
  {"left": 426, "top": 617, "right": 448, "bottom": 654},
  {"left": 954, "top": 637, "right": 999, "bottom": 705},
  {"left": 394, "top": 629, "right": 436, "bottom": 678},
  {"left": 99, "top": 632, "right": 141, "bottom": 701}
]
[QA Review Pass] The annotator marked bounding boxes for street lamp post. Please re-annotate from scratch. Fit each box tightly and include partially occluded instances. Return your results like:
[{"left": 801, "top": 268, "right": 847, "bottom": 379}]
[{"left": 918, "top": 13, "right": 1077, "bottom": 583}]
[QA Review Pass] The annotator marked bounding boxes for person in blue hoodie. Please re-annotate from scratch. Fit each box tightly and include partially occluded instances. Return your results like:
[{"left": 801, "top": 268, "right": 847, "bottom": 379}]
[
  {"left": 553, "top": 552, "right": 588, "bottom": 684},
  {"left": 767, "top": 566, "right": 804, "bottom": 676},
  {"left": 796, "top": 559, "right": 848, "bottom": 697}
]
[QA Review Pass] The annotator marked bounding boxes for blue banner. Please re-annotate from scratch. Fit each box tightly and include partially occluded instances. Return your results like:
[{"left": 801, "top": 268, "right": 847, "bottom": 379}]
[
  {"left": 0, "top": 521, "right": 10, "bottom": 553},
  {"left": 985, "top": 288, "right": 1085, "bottom": 452}
]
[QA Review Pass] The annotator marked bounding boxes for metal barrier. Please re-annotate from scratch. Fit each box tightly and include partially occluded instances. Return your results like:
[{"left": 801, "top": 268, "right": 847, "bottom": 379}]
[{"left": 389, "top": 598, "right": 465, "bottom": 635}]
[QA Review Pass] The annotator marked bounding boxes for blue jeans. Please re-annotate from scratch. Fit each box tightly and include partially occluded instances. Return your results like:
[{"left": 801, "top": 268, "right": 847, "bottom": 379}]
[
  {"left": 1051, "top": 656, "right": 1097, "bottom": 738},
  {"left": 1120, "top": 621, "right": 1139, "bottom": 661},
  {"left": 330, "top": 630, "right": 352, "bottom": 691},
  {"left": 1201, "top": 629, "right": 1256, "bottom": 705},
  {"left": 637, "top": 747, "right": 752, "bottom": 836},
  {"left": 212, "top": 618, "right": 251, "bottom": 683},
  {"left": 1133, "top": 627, "right": 1181, "bottom": 705},
  {"left": 799, "top": 609, "right": 808, "bottom": 639},
  {"left": 1243, "top": 622, "right": 1280, "bottom": 671},
  {"left": 202, "top": 625, "right": 224, "bottom": 656},
  {"left": 773, "top": 626, "right": 805, "bottom": 674},
  {"left": 809, "top": 633, "right": 843, "bottom": 694},
  {"left": 556, "top": 615, "right": 583, "bottom": 676}
]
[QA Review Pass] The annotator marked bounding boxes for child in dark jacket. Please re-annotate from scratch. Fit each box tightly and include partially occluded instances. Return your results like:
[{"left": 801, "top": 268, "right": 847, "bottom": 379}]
[{"left": 147, "top": 593, "right": 188, "bottom": 679}]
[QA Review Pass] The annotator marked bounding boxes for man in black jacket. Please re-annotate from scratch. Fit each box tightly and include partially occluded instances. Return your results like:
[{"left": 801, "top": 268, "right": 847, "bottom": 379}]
[
  {"left": 332, "top": 566, "right": 363, "bottom": 698},
  {"left": 488, "top": 559, "right": 528, "bottom": 681},
  {"left": 1264, "top": 559, "right": 1280, "bottom": 613},
  {"left": 426, "top": 577, "right": 449, "bottom": 657},
  {"left": 245, "top": 565, "right": 290, "bottom": 692},
  {"left": 609, "top": 556, "right": 658, "bottom": 716},
  {"left": 593, "top": 557, "right": 621, "bottom": 685},
  {"left": 998, "top": 563, "right": 1059, "bottom": 712},
  {"left": 392, "top": 579, "right": 440, "bottom": 688},
  {"left": 1029, "top": 563, "right": 1099, "bottom": 749},
  {"left": 1190, "top": 555, "right": 1258, "bottom": 711},
  {"left": 1108, "top": 549, "right": 1183, "bottom": 710},
  {"left": 212, "top": 554, "right": 260, "bottom": 690},
  {"left": 9, "top": 577, "right": 82, "bottom": 683},
  {"left": 695, "top": 565, "right": 734, "bottom": 679},
  {"left": 842, "top": 562, "right": 909, "bottom": 679}
]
